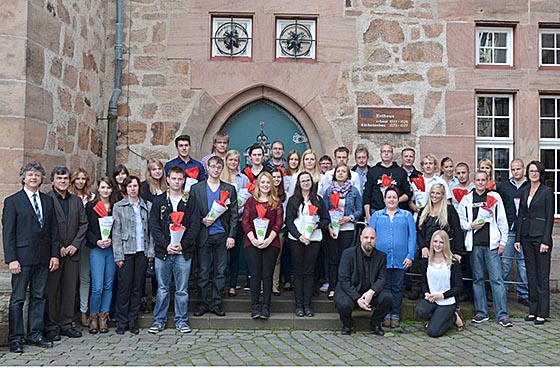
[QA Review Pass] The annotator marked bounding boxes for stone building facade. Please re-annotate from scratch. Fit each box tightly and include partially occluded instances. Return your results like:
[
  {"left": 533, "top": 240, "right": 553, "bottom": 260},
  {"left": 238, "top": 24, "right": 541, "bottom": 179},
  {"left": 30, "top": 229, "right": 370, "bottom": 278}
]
[{"left": 1, "top": 0, "right": 560, "bottom": 340}]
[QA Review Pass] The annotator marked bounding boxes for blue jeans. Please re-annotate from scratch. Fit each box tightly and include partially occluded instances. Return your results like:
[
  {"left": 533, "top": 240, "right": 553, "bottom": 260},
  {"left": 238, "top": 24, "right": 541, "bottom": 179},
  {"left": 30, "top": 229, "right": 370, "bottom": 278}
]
[
  {"left": 89, "top": 246, "right": 116, "bottom": 314},
  {"left": 384, "top": 268, "right": 405, "bottom": 319},
  {"left": 153, "top": 255, "right": 192, "bottom": 327},
  {"left": 501, "top": 231, "right": 529, "bottom": 300},
  {"left": 471, "top": 245, "right": 509, "bottom": 320}
]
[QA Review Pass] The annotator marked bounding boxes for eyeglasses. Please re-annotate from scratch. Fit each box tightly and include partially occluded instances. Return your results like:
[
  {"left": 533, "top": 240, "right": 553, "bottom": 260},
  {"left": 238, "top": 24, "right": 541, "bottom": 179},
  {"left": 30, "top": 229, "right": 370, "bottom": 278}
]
[
  {"left": 208, "top": 165, "right": 223, "bottom": 170},
  {"left": 528, "top": 170, "right": 539, "bottom": 174},
  {"left": 381, "top": 150, "right": 393, "bottom": 154}
]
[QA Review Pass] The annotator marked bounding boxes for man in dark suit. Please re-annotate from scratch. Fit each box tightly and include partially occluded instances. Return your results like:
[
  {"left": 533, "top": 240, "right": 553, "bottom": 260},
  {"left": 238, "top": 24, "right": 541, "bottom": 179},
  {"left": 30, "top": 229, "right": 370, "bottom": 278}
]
[
  {"left": 334, "top": 226, "right": 392, "bottom": 336},
  {"left": 44, "top": 166, "right": 88, "bottom": 340},
  {"left": 190, "top": 156, "right": 237, "bottom": 317},
  {"left": 2, "top": 162, "right": 60, "bottom": 353}
]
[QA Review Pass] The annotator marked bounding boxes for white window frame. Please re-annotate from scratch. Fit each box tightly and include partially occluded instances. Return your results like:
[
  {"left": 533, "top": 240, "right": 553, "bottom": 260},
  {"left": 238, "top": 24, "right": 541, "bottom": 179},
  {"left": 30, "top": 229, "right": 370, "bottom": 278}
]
[
  {"left": 275, "top": 18, "right": 317, "bottom": 60},
  {"left": 539, "top": 96, "right": 560, "bottom": 217},
  {"left": 476, "top": 27, "right": 513, "bottom": 66},
  {"left": 539, "top": 29, "right": 560, "bottom": 66},
  {"left": 475, "top": 94, "right": 514, "bottom": 182},
  {"left": 211, "top": 16, "right": 253, "bottom": 59}
]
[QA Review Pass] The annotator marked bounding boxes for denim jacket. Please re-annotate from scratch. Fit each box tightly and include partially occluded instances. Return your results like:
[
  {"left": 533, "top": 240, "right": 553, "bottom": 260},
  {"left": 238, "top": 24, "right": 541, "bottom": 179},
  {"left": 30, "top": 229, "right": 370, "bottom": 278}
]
[
  {"left": 323, "top": 186, "right": 363, "bottom": 222},
  {"left": 112, "top": 197, "right": 154, "bottom": 262}
]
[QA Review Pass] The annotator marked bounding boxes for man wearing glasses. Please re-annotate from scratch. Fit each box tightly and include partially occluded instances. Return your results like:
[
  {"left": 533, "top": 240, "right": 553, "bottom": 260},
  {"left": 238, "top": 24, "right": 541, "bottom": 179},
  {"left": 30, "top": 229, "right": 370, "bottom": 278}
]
[{"left": 189, "top": 156, "right": 238, "bottom": 317}]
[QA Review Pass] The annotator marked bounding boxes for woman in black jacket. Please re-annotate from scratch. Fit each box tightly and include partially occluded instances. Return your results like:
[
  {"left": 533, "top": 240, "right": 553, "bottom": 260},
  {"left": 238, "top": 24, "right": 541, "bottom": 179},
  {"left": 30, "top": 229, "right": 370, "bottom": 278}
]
[
  {"left": 285, "top": 172, "right": 330, "bottom": 317},
  {"left": 416, "top": 230, "right": 463, "bottom": 337},
  {"left": 515, "top": 160, "right": 554, "bottom": 325}
]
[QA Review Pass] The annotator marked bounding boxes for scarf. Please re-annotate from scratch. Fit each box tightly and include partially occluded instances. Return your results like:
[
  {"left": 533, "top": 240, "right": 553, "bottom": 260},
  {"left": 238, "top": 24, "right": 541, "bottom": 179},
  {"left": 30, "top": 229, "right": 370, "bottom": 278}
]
[{"left": 329, "top": 180, "right": 352, "bottom": 198}]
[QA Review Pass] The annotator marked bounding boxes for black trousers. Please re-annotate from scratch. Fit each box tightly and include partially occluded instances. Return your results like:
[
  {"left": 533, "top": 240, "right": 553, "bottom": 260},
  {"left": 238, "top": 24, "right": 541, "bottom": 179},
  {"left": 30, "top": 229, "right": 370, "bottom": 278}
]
[
  {"left": 116, "top": 252, "right": 147, "bottom": 328},
  {"left": 326, "top": 230, "right": 354, "bottom": 292},
  {"left": 522, "top": 236, "right": 551, "bottom": 318},
  {"left": 9, "top": 265, "right": 48, "bottom": 343},
  {"left": 415, "top": 299, "right": 457, "bottom": 338},
  {"left": 289, "top": 239, "right": 321, "bottom": 308},
  {"left": 245, "top": 245, "right": 280, "bottom": 308},
  {"left": 197, "top": 233, "right": 228, "bottom": 308},
  {"left": 334, "top": 289, "right": 392, "bottom": 329},
  {"left": 44, "top": 256, "right": 80, "bottom": 332}
]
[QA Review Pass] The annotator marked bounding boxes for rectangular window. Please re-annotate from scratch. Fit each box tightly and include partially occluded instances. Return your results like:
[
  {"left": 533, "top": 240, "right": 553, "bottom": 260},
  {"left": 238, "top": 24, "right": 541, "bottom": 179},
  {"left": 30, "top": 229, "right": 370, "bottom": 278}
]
[
  {"left": 476, "top": 27, "right": 513, "bottom": 66},
  {"left": 211, "top": 16, "right": 252, "bottom": 59},
  {"left": 539, "top": 29, "right": 560, "bottom": 66},
  {"left": 476, "top": 94, "right": 514, "bottom": 183},
  {"left": 275, "top": 18, "right": 316, "bottom": 61},
  {"left": 539, "top": 96, "right": 560, "bottom": 217}
]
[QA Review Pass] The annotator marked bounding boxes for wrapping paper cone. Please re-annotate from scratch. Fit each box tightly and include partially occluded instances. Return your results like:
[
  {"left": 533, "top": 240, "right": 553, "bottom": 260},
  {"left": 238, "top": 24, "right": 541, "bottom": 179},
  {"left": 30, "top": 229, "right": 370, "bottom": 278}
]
[
  {"left": 452, "top": 188, "right": 469, "bottom": 204},
  {"left": 169, "top": 224, "right": 186, "bottom": 245},
  {"left": 486, "top": 196, "right": 498, "bottom": 208},
  {"left": 208, "top": 201, "right": 227, "bottom": 220},
  {"left": 237, "top": 188, "right": 251, "bottom": 208},
  {"left": 308, "top": 204, "right": 318, "bottom": 216},
  {"left": 486, "top": 181, "right": 496, "bottom": 190},
  {"left": 170, "top": 211, "right": 184, "bottom": 224},
  {"left": 476, "top": 207, "right": 493, "bottom": 224},
  {"left": 185, "top": 177, "right": 198, "bottom": 192},
  {"left": 414, "top": 187, "right": 425, "bottom": 208},
  {"left": 253, "top": 218, "right": 270, "bottom": 242},
  {"left": 302, "top": 215, "right": 317, "bottom": 239},
  {"left": 98, "top": 216, "right": 113, "bottom": 241},
  {"left": 93, "top": 201, "right": 108, "bottom": 218},
  {"left": 185, "top": 167, "right": 199, "bottom": 179},
  {"left": 329, "top": 209, "right": 343, "bottom": 238},
  {"left": 329, "top": 193, "right": 340, "bottom": 209},
  {"left": 411, "top": 175, "right": 425, "bottom": 192}
]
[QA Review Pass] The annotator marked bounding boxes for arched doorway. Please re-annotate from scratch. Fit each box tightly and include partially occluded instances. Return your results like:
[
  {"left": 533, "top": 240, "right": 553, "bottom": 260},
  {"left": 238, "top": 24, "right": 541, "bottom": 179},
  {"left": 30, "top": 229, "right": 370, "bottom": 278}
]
[{"left": 223, "top": 99, "right": 310, "bottom": 166}]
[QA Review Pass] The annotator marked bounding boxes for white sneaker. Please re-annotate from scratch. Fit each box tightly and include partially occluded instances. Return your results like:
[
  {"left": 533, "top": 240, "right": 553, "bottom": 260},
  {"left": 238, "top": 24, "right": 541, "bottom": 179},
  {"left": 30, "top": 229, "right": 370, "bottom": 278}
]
[
  {"left": 177, "top": 324, "right": 191, "bottom": 333},
  {"left": 148, "top": 324, "right": 163, "bottom": 334},
  {"left": 319, "top": 283, "right": 329, "bottom": 293}
]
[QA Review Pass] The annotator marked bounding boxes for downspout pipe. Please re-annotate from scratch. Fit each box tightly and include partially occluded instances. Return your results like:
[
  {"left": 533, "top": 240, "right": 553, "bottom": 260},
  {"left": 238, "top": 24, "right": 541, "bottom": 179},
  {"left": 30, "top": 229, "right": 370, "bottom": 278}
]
[{"left": 106, "top": 0, "right": 124, "bottom": 176}]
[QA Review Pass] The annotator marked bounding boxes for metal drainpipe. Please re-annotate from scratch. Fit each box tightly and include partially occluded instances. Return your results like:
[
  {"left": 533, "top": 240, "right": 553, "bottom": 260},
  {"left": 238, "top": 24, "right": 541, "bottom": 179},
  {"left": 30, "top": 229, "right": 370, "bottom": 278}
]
[{"left": 106, "top": 0, "right": 124, "bottom": 176}]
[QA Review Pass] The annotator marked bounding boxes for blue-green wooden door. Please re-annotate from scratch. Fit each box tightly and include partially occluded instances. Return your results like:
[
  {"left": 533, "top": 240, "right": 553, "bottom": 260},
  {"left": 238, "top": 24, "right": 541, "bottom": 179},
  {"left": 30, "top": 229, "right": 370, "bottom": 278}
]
[{"left": 223, "top": 100, "right": 309, "bottom": 167}]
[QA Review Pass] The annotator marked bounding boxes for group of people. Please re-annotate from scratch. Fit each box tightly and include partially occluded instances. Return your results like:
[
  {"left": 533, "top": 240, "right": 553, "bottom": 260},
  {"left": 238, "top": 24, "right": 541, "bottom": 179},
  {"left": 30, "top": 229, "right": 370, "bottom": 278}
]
[{"left": 3, "top": 131, "right": 554, "bottom": 353}]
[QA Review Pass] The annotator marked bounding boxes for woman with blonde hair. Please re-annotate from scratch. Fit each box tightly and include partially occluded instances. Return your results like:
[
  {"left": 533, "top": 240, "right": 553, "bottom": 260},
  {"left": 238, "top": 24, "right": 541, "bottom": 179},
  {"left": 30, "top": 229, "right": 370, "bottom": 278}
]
[
  {"left": 415, "top": 230, "right": 464, "bottom": 337},
  {"left": 242, "top": 172, "right": 284, "bottom": 319},
  {"left": 478, "top": 158, "right": 495, "bottom": 190},
  {"left": 69, "top": 168, "right": 95, "bottom": 327},
  {"left": 287, "top": 149, "right": 324, "bottom": 197},
  {"left": 140, "top": 159, "right": 167, "bottom": 204}
]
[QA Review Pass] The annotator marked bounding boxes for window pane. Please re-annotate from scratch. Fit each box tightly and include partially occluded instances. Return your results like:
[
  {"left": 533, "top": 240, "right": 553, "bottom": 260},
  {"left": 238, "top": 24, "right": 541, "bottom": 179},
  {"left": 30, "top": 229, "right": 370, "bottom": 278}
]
[
  {"left": 477, "top": 148, "right": 491, "bottom": 162},
  {"left": 544, "top": 171, "right": 555, "bottom": 189},
  {"left": 479, "top": 48, "right": 492, "bottom": 63},
  {"left": 557, "top": 33, "right": 560, "bottom": 48},
  {"left": 556, "top": 195, "right": 560, "bottom": 214},
  {"left": 477, "top": 97, "right": 493, "bottom": 117},
  {"left": 542, "top": 33, "right": 555, "bottom": 48},
  {"left": 494, "top": 98, "right": 510, "bottom": 116},
  {"left": 495, "top": 118, "right": 509, "bottom": 137},
  {"left": 541, "top": 149, "right": 555, "bottom": 168},
  {"left": 495, "top": 169, "right": 508, "bottom": 183},
  {"left": 542, "top": 50, "right": 555, "bottom": 64},
  {"left": 494, "top": 148, "right": 509, "bottom": 169},
  {"left": 494, "top": 32, "right": 508, "bottom": 47},
  {"left": 494, "top": 49, "right": 508, "bottom": 63},
  {"left": 557, "top": 50, "right": 560, "bottom": 64},
  {"left": 479, "top": 32, "right": 490, "bottom": 47},
  {"left": 540, "top": 98, "right": 555, "bottom": 117},
  {"left": 477, "top": 118, "right": 492, "bottom": 137},
  {"left": 541, "top": 119, "right": 555, "bottom": 138}
]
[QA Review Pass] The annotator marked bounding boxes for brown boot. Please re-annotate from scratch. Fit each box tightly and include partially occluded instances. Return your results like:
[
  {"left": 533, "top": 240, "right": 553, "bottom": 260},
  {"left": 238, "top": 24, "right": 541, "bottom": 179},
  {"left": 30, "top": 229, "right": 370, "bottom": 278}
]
[
  {"left": 98, "top": 312, "right": 109, "bottom": 333},
  {"left": 89, "top": 314, "right": 99, "bottom": 334}
]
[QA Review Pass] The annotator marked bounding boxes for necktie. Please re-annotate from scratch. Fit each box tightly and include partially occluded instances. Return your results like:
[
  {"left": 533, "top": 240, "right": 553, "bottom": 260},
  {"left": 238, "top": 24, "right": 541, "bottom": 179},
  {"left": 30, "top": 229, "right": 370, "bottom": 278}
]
[{"left": 33, "top": 194, "right": 43, "bottom": 228}]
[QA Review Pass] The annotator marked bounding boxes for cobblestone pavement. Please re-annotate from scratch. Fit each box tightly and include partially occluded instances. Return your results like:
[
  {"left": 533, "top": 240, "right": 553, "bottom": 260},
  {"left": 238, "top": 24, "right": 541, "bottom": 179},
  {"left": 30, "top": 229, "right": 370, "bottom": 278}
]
[{"left": 0, "top": 317, "right": 559, "bottom": 366}]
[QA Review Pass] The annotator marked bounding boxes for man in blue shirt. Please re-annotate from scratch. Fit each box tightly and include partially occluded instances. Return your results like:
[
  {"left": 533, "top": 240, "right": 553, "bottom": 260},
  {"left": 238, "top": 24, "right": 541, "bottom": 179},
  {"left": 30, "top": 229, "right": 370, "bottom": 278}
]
[{"left": 164, "top": 134, "right": 206, "bottom": 183}]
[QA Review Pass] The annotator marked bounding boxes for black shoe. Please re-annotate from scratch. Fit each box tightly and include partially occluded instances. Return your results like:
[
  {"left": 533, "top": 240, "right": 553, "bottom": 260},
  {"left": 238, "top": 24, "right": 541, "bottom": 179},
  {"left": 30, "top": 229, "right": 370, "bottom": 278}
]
[
  {"left": 210, "top": 305, "right": 226, "bottom": 317},
  {"left": 251, "top": 307, "right": 261, "bottom": 319},
  {"left": 29, "top": 336, "right": 54, "bottom": 348},
  {"left": 272, "top": 291, "right": 281, "bottom": 296},
  {"left": 304, "top": 307, "right": 314, "bottom": 317},
  {"left": 44, "top": 330, "right": 61, "bottom": 342},
  {"left": 60, "top": 327, "right": 82, "bottom": 338},
  {"left": 340, "top": 326, "right": 352, "bottom": 335},
  {"left": 194, "top": 305, "right": 208, "bottom": 317},
  {"left": 518, "top": 298, "right": 529, "bottom": 307},
  {"left": 9, "top": 341, "right": 23, "bottom": 353},
  {"left": 115, "top": 325, "right": 125, "bottom": 335},
  {"left": 524, "top": 314, "right": 536, "bottom": 321},
  {"left": 260, "top": 306, "right": 270, "bottom": 320},
  {"left": 295, "top": 308, "right": 304, "bottom": 317},
  {"left": 535, "top": 317, "right": 546, "bottom": 325},
  {"left": 372, "top": 325, "right": 385, "bottom": 336},
  {"left": 129, "top": 326, "right": 140, "bottom": 334}
]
